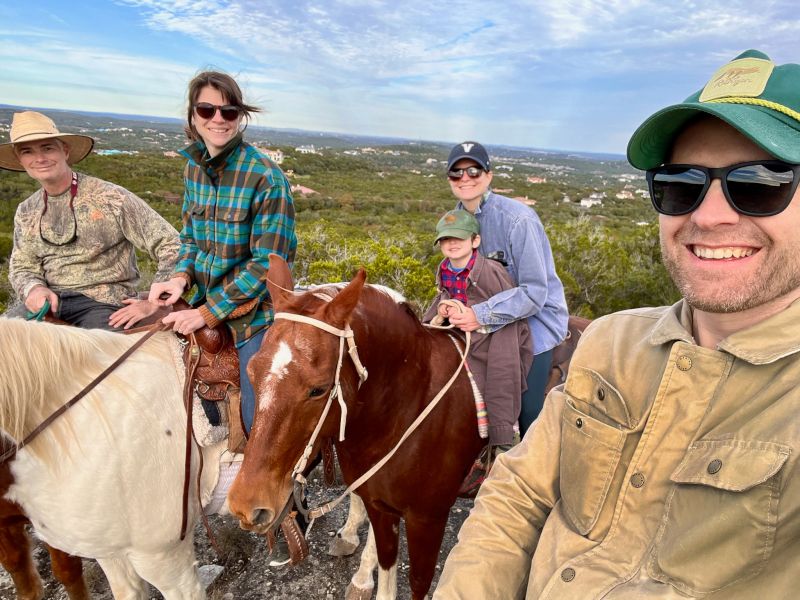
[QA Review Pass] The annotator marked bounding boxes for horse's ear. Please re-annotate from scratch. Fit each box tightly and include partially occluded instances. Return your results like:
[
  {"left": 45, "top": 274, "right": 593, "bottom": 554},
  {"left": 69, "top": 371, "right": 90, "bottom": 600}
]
[
  {"left": 325, "top": 268, "right": 367, "bottom": 327},
  {"left": 266, "top": 254, "right": 294, "bottom": 311}
]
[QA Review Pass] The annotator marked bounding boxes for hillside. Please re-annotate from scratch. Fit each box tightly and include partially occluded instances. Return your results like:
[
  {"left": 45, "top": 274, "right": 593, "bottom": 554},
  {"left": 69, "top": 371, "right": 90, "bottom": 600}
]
[{"left": 0, "top": 109, "right": 679, "bottom": 316}]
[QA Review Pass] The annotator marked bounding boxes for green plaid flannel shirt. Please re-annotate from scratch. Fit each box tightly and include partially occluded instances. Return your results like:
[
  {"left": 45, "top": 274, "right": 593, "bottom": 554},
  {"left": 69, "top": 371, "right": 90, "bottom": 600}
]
[{"left": 175, "top": 138, "right": 297, "bottom": 346}]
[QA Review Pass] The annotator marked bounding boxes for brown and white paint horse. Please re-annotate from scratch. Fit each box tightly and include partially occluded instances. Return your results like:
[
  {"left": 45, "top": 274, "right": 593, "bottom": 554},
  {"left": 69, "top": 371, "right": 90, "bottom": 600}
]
[
  {"left": 0, "top": 318, "right": 226, "bottom": 599},
  {"left": 0, "top": 461, "right": 88, "bottom": 600},
  {"left": 228, "top": 256, "right": 484, "bottom": 599}
]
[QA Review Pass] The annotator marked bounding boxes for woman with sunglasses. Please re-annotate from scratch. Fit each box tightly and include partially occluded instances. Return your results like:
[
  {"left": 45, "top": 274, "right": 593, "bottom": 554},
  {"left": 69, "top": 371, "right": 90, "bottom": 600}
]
[{"left": 149, "top": 71, "right": 297, "bottom": 437}]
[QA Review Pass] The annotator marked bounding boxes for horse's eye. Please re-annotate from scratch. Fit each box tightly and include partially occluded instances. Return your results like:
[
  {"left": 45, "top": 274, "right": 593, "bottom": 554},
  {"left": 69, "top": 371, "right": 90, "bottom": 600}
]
[{"left": 309, "top": 387, "right": 327, "bottom": 398}]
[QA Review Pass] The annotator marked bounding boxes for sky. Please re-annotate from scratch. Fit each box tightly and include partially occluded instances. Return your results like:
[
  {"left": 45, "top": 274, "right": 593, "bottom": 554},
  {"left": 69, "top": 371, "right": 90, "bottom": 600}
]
[{"left": 1, "top": 1, "right": 798, "bottom": 155}]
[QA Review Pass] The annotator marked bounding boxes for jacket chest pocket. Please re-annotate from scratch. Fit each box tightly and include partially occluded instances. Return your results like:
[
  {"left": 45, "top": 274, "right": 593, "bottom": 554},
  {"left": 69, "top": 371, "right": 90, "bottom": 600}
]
[
  {"left": 215, "top": 206, "right": 251, "bottom": 258},
  {"left": 649, "top": 440, "right": 789, "bottom": 596},
  {"left": 560, "top": 397, "right": 626, "bottom": 536}
]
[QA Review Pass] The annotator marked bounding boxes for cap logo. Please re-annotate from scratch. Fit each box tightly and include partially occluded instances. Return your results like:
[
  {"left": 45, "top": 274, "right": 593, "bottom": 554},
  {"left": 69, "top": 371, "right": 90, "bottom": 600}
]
[
  {"left": 461, "top": 143, "right": 474, "bottom": 152},
  {"left": 699, "top": 57, "right": 774, "bottom": 102},
  {"left": 444, "top": 214, "right": 457, "bottom": 224}
]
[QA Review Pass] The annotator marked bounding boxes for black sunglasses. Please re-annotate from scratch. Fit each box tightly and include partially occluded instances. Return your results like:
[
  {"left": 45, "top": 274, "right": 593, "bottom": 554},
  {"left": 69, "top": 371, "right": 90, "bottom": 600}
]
[
  {"left": 448, "top": 166, "right": 485, "bottom": 181},
  {"left": 194, "top": 102, "right": 241, "bottom": 121},
  {"left": 647, "top": 160, "right": 800, "bottom": 217}
]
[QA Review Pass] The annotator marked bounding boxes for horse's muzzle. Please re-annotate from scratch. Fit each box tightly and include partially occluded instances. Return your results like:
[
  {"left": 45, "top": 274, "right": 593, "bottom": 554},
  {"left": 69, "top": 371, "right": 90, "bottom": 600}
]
[{"left": 236, "top": 507, "right": 275, "bottom": 534}]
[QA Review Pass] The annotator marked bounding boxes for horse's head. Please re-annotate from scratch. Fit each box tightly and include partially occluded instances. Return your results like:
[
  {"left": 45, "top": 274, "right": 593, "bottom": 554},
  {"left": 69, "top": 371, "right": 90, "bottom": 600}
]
[{"left": 228, "top": 255, "right": 367, "bottom": 533}]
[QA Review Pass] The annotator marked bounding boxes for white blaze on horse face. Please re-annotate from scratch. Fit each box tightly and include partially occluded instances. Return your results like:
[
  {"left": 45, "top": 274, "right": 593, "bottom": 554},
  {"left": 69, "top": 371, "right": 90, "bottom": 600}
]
[{"left": 270, "top": 341, "right": 293, "bottom": 380}]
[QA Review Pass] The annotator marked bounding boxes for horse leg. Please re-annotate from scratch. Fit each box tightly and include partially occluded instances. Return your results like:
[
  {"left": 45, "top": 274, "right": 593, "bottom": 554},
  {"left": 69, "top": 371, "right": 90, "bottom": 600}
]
[
  {"left": 0, "top": 521, "right": 43, "bottom": 600},
  {"left": 370, "top": 511, "right": 400, "bottom": 600},
  {"left": 329, "top": 493, "right": 368, "bottom": 557},
  {"left": 404, "top": 514, "right": 449, "bottom": 600},
  {"left": 126, "top": 538, "right": 204, "bottom": 600},
  {"left": 96, "top": 556, "right": 149, "bottom": 600},
  {"left": 345, "top": 523, "right": 377, "bottom": 600},
  {"left": 46, "top": 545, "right": 89, "bottom": 600}
]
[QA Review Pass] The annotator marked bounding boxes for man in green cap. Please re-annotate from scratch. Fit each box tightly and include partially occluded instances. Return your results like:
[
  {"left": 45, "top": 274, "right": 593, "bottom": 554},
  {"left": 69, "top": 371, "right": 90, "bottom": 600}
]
[{"left": 435, "top": 50, "right": 800, "bottom": 598}]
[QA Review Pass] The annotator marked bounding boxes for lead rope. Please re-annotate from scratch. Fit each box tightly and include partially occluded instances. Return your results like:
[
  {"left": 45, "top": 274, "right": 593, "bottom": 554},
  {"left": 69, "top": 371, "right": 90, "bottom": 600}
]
[{"left": 288, "top": 300, "right": 472, "bottom": 520}]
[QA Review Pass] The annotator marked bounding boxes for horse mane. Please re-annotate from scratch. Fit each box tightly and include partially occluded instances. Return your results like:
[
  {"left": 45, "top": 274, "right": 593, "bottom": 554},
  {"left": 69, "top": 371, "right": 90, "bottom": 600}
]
[
  {"left": 295, "top": 283, "right": 425, "bottom": 333},
  {"left": 0, "top": 319, "right": 138, "bottom": 441}
]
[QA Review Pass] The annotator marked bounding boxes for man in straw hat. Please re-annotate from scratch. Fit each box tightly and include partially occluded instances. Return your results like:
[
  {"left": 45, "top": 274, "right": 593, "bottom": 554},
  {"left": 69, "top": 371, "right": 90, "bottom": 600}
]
[
  {"left": 1, "top": 111, "right": 180, "bottom": 329},
  {"left": 435, "top": 49, "right": 800, "bottom": 598}
]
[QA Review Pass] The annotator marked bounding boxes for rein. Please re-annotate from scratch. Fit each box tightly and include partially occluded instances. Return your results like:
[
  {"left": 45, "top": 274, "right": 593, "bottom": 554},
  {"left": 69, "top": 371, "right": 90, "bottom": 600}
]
[
  {"left": 275, "top": 300, "right": 471, "bottom": 523},
  {"left": 0, "top": 322, "right": 168, "bottom": 464}
]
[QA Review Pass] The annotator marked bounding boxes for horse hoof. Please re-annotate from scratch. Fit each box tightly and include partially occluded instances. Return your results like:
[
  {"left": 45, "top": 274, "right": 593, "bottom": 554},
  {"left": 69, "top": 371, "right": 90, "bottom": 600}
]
[
  {"left": 327, "top": 536, "right": 359, "bottom": 556},
  {"left": 345, "top": 582, "right": 373, "bottom": 600}
]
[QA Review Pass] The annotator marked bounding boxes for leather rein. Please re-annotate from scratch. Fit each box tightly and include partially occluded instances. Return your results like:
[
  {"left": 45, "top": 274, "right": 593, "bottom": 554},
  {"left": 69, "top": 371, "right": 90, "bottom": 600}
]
[{"left": 270, "top": 304, "right": 470, "bottom": 530}]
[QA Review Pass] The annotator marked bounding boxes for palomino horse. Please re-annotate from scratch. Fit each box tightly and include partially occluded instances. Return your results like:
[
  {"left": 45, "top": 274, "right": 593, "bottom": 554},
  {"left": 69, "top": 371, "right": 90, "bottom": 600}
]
[
  {"left": 0, "top": 318, "right": 225, "bottom": 599},
  {"left": 228, "top": 255, "right": 485, "bottom": 599}
]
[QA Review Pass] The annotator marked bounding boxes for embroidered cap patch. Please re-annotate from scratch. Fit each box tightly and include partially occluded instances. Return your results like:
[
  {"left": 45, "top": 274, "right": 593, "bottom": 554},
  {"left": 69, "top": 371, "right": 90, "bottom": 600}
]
[{"left": 700, "top": 57, "right": 774, "bottom": 102}]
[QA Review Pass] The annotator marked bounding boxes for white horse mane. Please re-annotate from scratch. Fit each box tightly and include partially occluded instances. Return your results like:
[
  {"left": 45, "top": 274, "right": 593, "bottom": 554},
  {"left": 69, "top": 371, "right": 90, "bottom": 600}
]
[
  {"left": 304, "top": 282, "right": 406, "bottom": 304},
  {"left": 0, "top": 319, "right": 158, "bottom": 442}
]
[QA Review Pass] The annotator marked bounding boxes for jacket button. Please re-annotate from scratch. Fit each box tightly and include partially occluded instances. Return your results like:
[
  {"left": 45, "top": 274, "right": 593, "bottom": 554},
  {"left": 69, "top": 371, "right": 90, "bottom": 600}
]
[
  {"left": 707, "top": 459, "right": 723, "bottom": 474},
  {"left": 676, "top": 355, "right": 692, "bottom": 371},
  {"left": 575, "top": 418, "right": 583, "bottom": 428},
  {"left": 561, "top": 567, "right": 576, "bottom": 582},
  {"left": 597, "top": 388, "right": 605, "bottom": 401},
  {"left": 630, "top": 472, "right": 645, "bottom": 488}
]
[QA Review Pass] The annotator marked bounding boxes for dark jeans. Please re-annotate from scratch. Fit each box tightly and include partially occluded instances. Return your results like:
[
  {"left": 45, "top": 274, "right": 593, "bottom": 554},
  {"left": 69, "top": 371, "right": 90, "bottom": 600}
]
[
  {"left": 238, "top": 328, "right": 267, "bottom": 434},
  {"left": 55, "top": 291, "right": 121, "bottom": 330},
  {"left": 519, "top": 348, "right": 554, "bottom": 437},
  {"left": 4, "top": 291, "right": 120, "bottom": 330}
]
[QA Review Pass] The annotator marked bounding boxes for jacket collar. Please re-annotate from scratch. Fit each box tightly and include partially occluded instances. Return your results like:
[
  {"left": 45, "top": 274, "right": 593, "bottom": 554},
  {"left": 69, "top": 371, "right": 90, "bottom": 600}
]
[
  {"left": 649, "top": 298, "right": 800, "bottom": 364},
  {"left": 180, "top": 133, "right": 243, "bottom": 169}
]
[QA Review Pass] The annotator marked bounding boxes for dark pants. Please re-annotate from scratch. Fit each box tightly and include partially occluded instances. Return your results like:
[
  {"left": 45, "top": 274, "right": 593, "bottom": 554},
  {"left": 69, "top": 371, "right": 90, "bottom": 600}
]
[
  {"left": 238, "top": 328, "right": 267, "bottom": 434},
  {"left": 5, "top": 291, "right": 119, "bottom": 330},
  {"left": 55, "top": 291, "right": 120, "bottom": 330},
  {"left": 519, "top": 348, "right": 554, "bottom": 437}
]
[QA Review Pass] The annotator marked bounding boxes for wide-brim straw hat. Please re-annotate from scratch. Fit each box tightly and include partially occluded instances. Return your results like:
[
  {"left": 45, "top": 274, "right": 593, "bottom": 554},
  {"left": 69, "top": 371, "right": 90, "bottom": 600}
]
[{"left": 0, "top": 111, "right": 94, "bottom": 171}]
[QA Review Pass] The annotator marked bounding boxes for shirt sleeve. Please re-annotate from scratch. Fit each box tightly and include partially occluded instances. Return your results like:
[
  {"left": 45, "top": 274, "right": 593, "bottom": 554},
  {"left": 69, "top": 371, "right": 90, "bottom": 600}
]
[
  {"left": 471, "top": 215, "right": 549, "bottom": 331},
  {"left": 203, "top": 176, "right": 296, "bottom": 320},
  {"left": 8, "top": 203, "right": 47, "bottom": 299},
  {"left": 434, "top": 389, "right": 564, "bottom": 599},
  {"left": 116, "top": 189, "right": 181, "bottom": 283}
]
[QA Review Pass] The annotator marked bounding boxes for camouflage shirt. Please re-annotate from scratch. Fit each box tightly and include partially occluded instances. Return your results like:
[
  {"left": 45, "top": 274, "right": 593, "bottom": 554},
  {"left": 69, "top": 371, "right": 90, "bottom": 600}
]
[{"left": 9, "top": 173, "right": 180, "bottom": 305}]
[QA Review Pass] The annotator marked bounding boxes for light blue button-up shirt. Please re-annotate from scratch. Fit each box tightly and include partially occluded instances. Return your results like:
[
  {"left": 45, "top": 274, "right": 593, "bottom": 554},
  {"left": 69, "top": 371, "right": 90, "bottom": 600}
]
[{"left": 458, "top": 191, "right": 569, "bottom": 354}]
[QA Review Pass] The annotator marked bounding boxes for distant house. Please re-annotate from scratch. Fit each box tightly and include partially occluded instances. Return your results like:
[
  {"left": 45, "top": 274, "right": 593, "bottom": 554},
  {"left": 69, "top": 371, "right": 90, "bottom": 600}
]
[
  {"left": 615, "top": 190, "right": 634, "bottom": 200},
  {"left": 291, "top": 184, "right": 319, "bottom": 196},
  {"left": 580, "top": 197, "right": 603, "bottom": 208},
  {"left": 495, "top": 172, "right": 511, "bottom": 179},
  {"left": 295, "top": 145, "right": 317, "bottom": 155},
  {"left": 496, "top": 165, "right": 513, "bottom": 171},
  {"left": 425, "top": 158, "right": 439, "bottom": 165},
  {"left": 163, "top": 151, "right": 180, "bottom": 158},
  {"left": 493, "top": 188, "right": 514, "bottom": 194},
  {"left": 526, "top": 175, "right": 547, "bottom": 184},
  {"left": 513, "top": 195, "right": 536, "bottom": 206},
  {"left": 260, "top": 148, "right": 284, "bottom": 164}
]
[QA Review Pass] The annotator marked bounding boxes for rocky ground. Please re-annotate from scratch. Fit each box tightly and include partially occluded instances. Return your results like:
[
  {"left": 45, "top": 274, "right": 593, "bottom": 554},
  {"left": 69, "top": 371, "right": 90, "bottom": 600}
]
[{"left": 0, "top": 476, "right": 473, "bottom": 600}]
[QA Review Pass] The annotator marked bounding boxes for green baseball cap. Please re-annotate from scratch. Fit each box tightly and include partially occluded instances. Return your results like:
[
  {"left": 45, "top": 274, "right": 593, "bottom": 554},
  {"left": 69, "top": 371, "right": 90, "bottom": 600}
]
[
  {"left": 434, "top": 209, "right": 480, "bottom": 243},
  {"left": 627, "top": 49, "right": 800, "bottom": 170}
]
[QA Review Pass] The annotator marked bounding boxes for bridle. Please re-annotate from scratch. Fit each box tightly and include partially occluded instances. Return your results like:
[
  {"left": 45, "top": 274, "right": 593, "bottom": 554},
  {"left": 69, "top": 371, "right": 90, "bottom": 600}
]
[{"left": 265, "top": 300, "right": 470, "bottom": 532}]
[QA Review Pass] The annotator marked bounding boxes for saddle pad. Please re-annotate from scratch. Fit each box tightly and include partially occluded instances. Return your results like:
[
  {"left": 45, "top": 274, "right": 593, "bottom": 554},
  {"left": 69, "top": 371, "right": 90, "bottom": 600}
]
[{"left": 166, "top": 334, "right": 230, "bottom": 447}]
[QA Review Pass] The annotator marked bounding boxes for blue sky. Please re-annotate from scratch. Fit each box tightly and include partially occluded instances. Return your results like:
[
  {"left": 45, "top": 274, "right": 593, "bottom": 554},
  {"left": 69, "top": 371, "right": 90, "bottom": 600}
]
[{"left": 1, "top": 1, "right": 798, "bottom": 154}]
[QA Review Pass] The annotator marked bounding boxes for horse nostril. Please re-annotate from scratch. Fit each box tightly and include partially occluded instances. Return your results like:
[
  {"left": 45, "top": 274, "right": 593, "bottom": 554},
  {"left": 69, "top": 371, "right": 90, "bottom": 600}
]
[{"left": 251, "top": 508, "right": 274, "bottom": 527}]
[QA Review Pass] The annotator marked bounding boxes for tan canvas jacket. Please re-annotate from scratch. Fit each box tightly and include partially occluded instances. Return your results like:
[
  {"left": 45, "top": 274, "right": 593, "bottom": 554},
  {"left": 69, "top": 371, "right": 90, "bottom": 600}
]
[
  {"left": 435, "top": 300, "right": 800, "bottom": 599},
  {"left": 9, "top": 173, "right": 179, "bottom": 305}
]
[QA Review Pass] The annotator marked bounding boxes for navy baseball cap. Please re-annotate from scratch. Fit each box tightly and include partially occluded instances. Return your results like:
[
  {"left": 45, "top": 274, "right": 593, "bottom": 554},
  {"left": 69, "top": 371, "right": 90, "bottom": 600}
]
[{"left": 447, "top": 141, "right": 491, "bottom": 171}]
